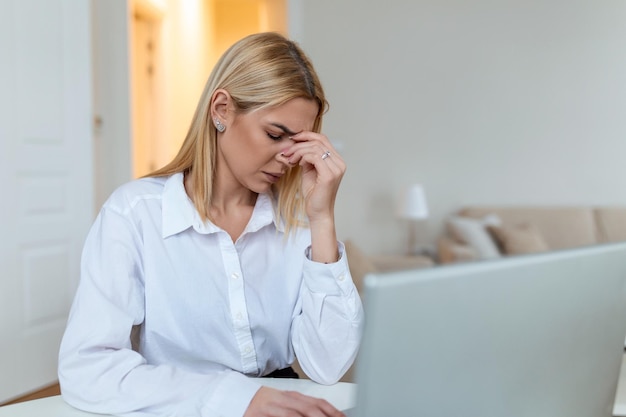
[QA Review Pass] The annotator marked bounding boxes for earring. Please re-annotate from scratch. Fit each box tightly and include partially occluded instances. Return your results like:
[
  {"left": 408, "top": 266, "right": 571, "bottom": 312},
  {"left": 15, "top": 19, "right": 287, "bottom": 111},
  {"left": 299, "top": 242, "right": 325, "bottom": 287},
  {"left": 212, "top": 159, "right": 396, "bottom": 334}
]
[{"left": 214, "top": 118, "right": 226, "bottom": 133}]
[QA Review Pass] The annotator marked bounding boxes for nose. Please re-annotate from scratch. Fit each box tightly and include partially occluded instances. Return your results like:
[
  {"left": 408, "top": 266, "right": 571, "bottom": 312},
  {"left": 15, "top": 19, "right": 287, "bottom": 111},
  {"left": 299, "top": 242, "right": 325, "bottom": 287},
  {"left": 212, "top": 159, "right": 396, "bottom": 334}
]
[
  {"left": 276, "top": 151, "right": 291, "bottom": 166},
  {"left": 276, "top": 141, "right": 294, "bottom": 163}
]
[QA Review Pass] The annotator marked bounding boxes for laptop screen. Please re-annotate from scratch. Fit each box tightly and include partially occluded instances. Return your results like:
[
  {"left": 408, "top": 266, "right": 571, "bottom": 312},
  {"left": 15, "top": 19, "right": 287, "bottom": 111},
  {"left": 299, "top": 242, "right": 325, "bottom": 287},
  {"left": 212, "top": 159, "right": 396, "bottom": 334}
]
[{"left": 353, "top": 242, "right": 626, "bottom": 417}]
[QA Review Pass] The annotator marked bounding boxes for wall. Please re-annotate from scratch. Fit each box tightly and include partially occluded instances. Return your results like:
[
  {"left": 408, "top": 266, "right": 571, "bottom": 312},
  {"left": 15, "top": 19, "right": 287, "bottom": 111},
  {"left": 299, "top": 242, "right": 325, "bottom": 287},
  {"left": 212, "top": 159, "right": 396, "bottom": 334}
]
[
  {"left": 290, "top": 0, "right": 626, "bottom": 255},
  {"left": 213, "top": 0, "right": 287, "bottom": 63},
  {"left": 92, "top": 0, "right": 133, "bottom": 210},
  {"left": 157, "top": 0, "right": 216, "bottom": 168}
]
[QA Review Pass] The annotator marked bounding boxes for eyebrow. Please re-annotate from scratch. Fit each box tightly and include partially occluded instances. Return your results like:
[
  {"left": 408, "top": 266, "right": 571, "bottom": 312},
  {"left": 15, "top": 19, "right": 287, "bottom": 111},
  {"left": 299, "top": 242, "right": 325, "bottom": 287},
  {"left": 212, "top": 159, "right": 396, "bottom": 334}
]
[{"left": 269, "top": 122, "right": 298, "bottom": 136}]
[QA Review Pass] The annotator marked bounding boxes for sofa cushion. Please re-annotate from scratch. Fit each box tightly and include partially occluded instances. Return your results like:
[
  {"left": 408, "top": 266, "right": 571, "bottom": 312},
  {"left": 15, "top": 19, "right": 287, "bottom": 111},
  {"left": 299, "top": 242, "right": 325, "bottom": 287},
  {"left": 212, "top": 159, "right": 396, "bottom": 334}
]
[
  {"left": 459, "top": 207, "right": 598, "bottom": 250},
  {"left": 369, "top": 254, "right": 435, "bottom": 271},
  {"left": 487, "top": 223, "right": 549, "bottom": 255},
  {"left": 447, "top": 215, "right": 502, "bottom": 260},
  {"left": 595, "top": 207, "right": 626, "bottom": 243},
  {"left": 438, "top": 236, "right": 480, "bottom": 263}
]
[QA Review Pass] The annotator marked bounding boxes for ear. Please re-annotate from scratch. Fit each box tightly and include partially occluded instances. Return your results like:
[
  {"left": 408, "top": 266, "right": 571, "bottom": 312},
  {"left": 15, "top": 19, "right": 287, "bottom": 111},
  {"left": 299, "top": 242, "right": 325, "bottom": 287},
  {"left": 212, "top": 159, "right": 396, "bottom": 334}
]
[{"left": 210, "top": 89, "right": 232, "bottom": 123}]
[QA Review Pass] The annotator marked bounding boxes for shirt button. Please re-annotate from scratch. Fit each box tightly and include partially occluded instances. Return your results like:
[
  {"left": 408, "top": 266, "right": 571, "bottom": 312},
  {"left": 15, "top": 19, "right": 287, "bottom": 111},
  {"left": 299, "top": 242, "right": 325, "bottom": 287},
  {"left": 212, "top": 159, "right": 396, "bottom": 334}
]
[
  {"left": 231, "top": 272, "right": 239, "bottom": 280},
  {"left": 338, "top": 274, "right": 346, "bottom": 281},
  {"left": 235, "top": 312, "right": 243, "bottom": 320},
  {"left": 244, "top": 346, "right": 252, "bottom": 354}
]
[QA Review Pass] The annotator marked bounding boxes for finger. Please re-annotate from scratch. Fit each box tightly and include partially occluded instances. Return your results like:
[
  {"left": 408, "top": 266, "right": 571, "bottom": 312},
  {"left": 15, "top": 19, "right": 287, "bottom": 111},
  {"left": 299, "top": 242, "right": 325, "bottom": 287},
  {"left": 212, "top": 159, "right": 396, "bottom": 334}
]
[
  {"left": 289, "top": 145, "right": 344, "bottom": 166},
  {"left": 287, "top": 144, "right": 345, "bottom": 173},
  {"left": 313, "top": 398, "right": 345, "bottom": 417},
  {"left": 283, "top": 140, "right": 330, "bottom": 160},
  {"left": 283, "top": 391, "right": 346, "bottom": 417},
  {"left": 297, "top": 149, "right": 344, "bottom": 182},
  {"left": 288, "top": 131, "right": 330, "bottom": 146},
  {"left": 284, "top": 132, "right": 344, "bottom": 162},
  {"left": 305, "top": 148, "right": 346, "bottom": 178}
]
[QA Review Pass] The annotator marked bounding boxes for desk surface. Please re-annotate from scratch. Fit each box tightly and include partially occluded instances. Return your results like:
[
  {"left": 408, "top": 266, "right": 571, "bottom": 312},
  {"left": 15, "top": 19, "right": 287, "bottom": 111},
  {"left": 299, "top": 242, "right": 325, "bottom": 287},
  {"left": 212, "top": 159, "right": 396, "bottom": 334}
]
[
  {"left": 5, "top": 358, "right": 626, "bottom": 417},
  {"left": 0, "top": 379, "right": 356, "bottom": 416}
]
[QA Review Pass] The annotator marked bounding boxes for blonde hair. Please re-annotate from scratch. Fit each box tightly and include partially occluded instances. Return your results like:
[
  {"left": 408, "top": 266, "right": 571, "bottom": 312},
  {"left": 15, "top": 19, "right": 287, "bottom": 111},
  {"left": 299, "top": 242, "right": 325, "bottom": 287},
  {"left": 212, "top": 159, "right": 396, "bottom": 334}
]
[{"left": 149, "top": 32, "right": 328, "bottom": 234}]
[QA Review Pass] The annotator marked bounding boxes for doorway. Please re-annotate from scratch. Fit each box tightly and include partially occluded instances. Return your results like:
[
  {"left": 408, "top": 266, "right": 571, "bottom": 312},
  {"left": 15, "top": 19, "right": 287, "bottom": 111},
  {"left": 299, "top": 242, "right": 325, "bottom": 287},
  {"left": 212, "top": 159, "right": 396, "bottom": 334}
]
[{"left": 130, "top": 0, "right": 287, "bottom": 179}]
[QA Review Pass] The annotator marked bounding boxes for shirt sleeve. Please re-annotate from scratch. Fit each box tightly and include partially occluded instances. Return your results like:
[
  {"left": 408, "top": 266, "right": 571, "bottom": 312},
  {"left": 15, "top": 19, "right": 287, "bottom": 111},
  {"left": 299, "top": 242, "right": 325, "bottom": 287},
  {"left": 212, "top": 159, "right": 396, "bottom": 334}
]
[
  {"left": 291, "top": 241, "right": 365, "bottom": 384},
  {"left": 58, "top": 207, "right": 261, "bottom": 417}
]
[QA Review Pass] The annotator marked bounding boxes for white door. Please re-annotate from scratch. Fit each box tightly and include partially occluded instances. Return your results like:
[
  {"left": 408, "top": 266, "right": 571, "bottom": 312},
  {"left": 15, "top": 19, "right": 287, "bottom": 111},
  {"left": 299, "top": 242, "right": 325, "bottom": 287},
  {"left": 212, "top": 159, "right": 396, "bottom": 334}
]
[{"left": 0, "top": 0, "right": 93, "bottom": 402}]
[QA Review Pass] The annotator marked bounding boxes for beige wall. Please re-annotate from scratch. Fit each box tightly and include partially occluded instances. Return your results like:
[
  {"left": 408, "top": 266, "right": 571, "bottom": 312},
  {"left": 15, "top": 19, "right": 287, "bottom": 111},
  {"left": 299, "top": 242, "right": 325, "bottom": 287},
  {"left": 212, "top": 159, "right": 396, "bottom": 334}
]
[
  {"left": 290, "top": 0, "right": 626, "bottom": 255},
  {"left": 213, "top": 0, "right": 287, "bottom": 57}
]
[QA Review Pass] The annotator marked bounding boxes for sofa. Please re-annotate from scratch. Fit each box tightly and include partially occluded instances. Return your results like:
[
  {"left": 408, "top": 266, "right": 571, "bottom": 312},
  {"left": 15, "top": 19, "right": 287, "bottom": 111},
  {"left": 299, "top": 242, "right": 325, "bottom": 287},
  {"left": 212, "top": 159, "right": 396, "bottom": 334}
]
[
  {"left": 344, "top": 240, "right": 434, "bottom": 294},
  {"left": 438, "top": 206, "right": 626, "bottom": 264}
]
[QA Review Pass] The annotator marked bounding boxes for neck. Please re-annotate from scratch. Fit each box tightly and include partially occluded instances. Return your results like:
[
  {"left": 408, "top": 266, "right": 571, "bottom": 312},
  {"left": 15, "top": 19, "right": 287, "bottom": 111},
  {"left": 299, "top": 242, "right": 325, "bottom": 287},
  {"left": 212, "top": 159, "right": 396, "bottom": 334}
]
[{"left": 184, "top": 169, "right": 257, "bottom": 215}]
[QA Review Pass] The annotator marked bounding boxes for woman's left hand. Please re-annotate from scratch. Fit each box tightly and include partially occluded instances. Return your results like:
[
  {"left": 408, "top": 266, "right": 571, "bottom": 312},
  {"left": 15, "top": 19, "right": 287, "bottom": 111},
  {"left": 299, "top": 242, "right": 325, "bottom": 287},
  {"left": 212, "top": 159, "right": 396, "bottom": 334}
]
[{"left": 282, "top": 131, "right": 346, "bottom": 223}]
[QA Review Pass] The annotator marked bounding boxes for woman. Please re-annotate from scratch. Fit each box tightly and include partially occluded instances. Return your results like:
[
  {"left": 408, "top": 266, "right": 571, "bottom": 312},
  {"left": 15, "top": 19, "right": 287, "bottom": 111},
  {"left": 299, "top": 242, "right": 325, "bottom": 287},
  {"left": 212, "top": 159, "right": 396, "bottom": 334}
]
[{"left": 58, "top": 32, "right": 363, "bottom": 417}]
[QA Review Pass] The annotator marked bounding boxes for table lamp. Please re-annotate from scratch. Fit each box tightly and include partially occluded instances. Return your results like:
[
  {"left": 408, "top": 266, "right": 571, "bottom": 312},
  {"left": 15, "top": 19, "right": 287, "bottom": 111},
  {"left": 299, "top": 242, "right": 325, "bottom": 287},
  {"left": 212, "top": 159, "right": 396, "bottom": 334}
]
[{"left": 396, "top": 184, "right": 429, "bottom": 255}]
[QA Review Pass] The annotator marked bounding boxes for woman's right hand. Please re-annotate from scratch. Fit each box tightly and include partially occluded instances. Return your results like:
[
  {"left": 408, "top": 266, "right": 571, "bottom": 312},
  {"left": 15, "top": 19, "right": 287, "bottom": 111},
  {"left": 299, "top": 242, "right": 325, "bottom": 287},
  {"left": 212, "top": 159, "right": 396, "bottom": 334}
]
[{"left": 243, "top": 386, "right": 346, "bottom": 417}]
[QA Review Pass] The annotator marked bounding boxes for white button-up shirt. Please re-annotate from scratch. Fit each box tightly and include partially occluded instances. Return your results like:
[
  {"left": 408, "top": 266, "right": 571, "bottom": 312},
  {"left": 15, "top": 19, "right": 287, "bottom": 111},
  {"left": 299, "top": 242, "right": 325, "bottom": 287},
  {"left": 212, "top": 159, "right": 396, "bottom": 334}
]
[{"left": 58, "top": 173, "right": 363, "bottom": 417}]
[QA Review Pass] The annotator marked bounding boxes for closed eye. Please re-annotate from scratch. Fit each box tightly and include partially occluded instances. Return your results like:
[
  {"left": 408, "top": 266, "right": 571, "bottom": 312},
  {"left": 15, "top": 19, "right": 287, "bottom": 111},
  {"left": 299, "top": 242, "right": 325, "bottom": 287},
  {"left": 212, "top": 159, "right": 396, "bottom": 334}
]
[{"left": 267, "top": 132, "right": 283, "bottom": 141}]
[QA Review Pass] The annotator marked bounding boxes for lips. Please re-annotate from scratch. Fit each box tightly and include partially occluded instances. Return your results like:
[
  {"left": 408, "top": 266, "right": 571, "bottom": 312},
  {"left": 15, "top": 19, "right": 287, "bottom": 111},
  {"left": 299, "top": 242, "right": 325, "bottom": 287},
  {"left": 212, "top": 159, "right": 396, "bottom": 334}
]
[{"left": 263, "top": 172, "right": 283, "bottom": 183}]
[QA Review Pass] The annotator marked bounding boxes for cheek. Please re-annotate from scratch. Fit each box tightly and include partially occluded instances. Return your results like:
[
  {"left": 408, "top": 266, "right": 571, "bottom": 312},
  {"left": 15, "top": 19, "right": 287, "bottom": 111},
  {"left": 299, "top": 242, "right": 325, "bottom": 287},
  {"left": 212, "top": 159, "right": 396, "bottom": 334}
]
[
  {"left": 237, "top": 129, "right": 279, "bottom": 161},
  {"left": 224, "top": 135, "right": 272, "bottom": 171}
]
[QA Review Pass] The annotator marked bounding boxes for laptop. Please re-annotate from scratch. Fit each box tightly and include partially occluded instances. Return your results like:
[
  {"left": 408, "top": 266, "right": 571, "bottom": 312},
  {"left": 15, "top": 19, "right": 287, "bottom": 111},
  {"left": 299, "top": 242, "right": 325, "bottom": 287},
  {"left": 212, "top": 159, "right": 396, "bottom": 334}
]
[{"left": 348, "top": 242, "right": 626, "bottom": 417}]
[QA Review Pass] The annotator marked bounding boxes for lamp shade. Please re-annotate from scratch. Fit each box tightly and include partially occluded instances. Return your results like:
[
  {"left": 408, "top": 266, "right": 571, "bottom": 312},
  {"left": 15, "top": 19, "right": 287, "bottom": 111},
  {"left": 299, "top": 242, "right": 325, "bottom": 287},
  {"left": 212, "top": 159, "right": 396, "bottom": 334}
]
[{"left": 397, "top": 184, "right": 429, "bottom": 220}]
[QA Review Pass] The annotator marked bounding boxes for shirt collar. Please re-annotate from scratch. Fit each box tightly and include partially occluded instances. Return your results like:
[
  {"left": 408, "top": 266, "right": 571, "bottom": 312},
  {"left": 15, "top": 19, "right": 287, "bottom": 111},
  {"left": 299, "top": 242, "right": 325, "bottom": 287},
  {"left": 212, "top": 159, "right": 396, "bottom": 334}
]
[
  {"left": 245, "top": 192, "right": 285, "bottom": 234},
  {"left": 162, "top": 173, "right": 204, "bottom": 238},
  {"left": 161, "top": 173, "right": 285, "bottom": 238}
]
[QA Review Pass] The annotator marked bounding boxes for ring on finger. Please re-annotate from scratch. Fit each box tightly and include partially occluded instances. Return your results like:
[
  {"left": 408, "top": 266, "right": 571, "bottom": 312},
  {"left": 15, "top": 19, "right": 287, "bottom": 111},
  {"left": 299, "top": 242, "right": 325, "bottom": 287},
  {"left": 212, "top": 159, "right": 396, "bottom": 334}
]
[{"left": 321, "top": 151, "right": 331, "bottom": 160}]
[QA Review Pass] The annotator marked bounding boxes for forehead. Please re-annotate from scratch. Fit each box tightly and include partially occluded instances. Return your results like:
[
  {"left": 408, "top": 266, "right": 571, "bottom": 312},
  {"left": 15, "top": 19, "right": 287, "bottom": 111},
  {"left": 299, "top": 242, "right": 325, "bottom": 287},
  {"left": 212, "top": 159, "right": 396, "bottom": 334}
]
[{"left": 250, "top": 98, "right": 319, "bottom": 131}]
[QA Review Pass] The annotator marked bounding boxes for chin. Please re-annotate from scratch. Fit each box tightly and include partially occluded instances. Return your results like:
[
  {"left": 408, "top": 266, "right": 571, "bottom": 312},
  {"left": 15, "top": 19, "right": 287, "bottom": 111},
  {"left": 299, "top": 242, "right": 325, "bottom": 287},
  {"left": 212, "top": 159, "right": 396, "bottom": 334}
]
[{"left": 247, "top": 183, "right": 272, "bottom": 195}]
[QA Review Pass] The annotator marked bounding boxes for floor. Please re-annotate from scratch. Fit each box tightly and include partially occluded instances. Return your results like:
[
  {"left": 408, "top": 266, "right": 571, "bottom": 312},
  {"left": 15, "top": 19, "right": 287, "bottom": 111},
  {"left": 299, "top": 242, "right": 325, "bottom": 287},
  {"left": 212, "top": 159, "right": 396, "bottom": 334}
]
[{"left": 0, "top": 382, "right": 61, "bottom": 406}]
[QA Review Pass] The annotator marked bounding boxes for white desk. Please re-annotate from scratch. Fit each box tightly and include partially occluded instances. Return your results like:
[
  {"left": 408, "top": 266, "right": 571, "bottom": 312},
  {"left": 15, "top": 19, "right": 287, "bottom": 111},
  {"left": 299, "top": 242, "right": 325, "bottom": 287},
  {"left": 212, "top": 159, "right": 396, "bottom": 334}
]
[
  {"left": 6, "top": 360, "right": 626, "bottom": 417},
  {"left": 0, "top": 379, "right": 356, "bottom": 417}
]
